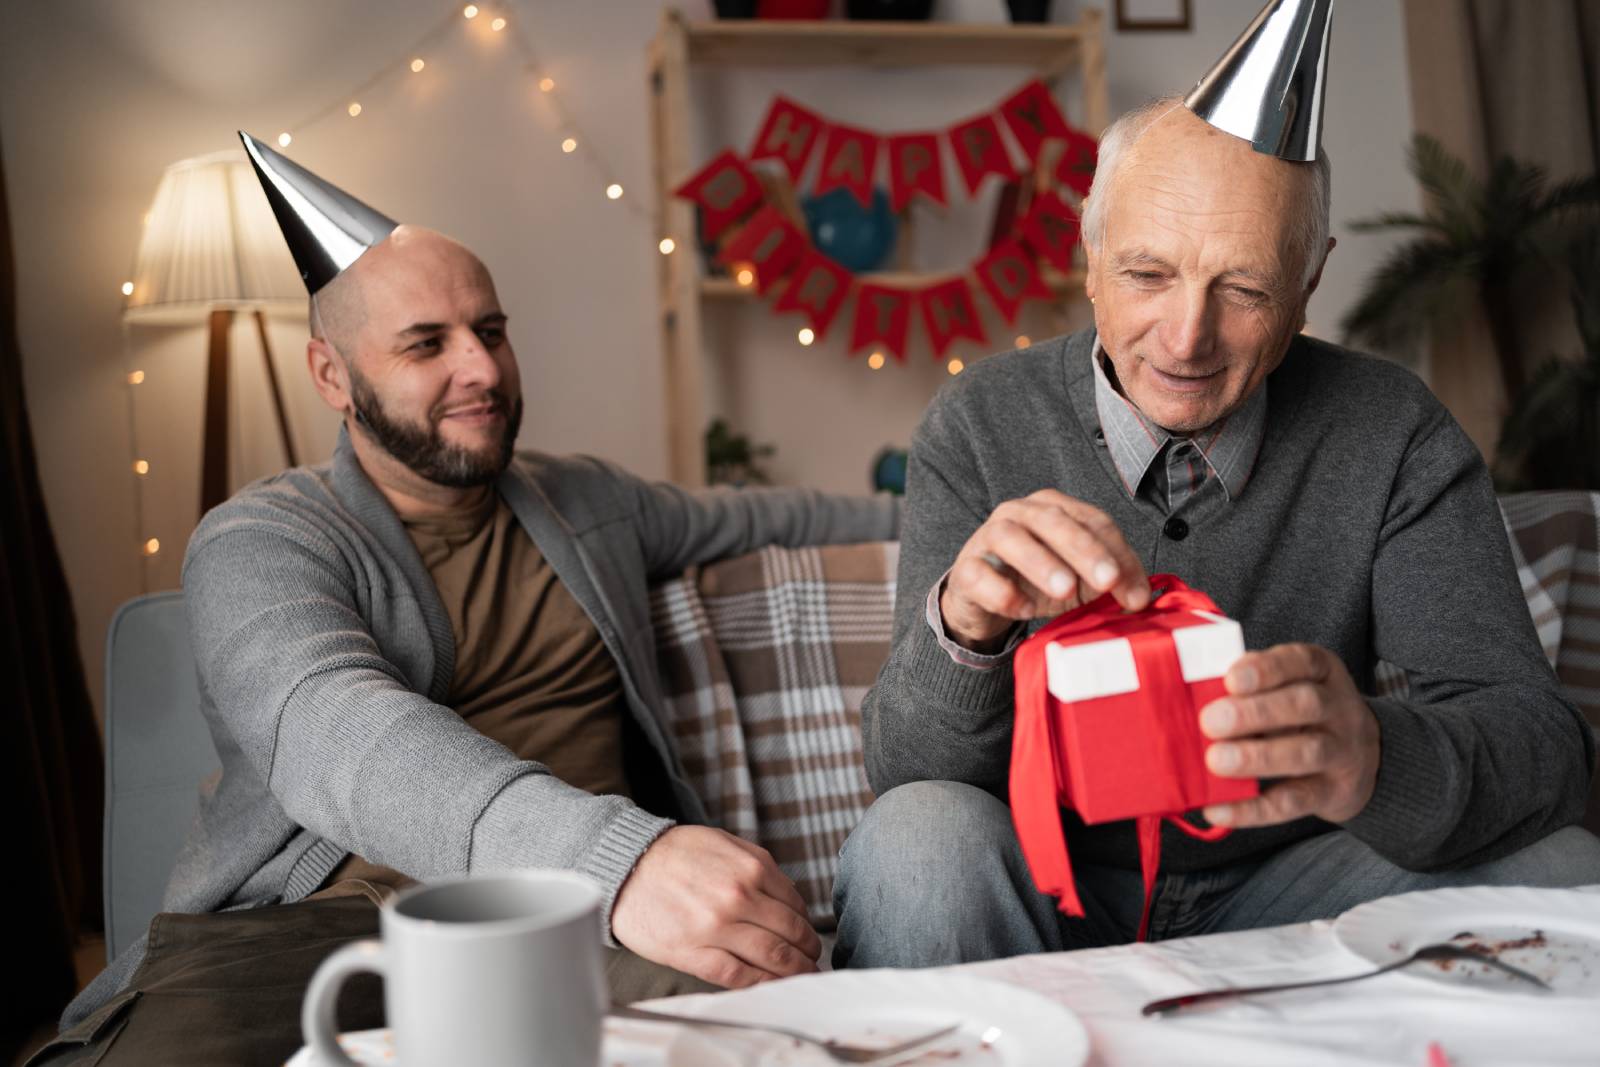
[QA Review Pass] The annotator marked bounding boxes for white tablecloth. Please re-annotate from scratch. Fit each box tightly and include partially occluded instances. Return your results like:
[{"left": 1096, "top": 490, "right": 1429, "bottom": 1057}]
[{"left": 607, "top": 909, "right": 1600, "bottom": 1066}]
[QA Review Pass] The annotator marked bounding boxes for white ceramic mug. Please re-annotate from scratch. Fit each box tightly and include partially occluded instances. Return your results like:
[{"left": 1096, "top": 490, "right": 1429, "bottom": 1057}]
[{"left": 302, "top": 870, "right": 606, "bottom": 1067}]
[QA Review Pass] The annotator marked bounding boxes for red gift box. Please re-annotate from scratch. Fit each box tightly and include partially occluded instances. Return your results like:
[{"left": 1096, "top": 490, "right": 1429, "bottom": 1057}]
[{"left": 1010, "top": 574, "right": 1258, "bottom": 940}]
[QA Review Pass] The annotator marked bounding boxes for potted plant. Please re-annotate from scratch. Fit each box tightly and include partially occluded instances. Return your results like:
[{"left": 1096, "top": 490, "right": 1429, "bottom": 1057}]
[
  {"left": 1341, "top": 135, "right": 1599, "bottom": 488},
  {"left": 705, "top": 418, "right": 777, "bottom": 486}
]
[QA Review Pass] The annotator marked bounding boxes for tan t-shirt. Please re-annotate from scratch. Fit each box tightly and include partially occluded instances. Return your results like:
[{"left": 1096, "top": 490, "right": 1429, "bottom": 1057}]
[{"left": 315, "top": 491, "right": 631, "bottom": 903}]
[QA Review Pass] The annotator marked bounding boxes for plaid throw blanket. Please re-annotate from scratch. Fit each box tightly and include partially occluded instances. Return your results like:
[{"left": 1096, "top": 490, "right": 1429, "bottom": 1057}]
[
  {"left": 652, "top": 493, "right": 1600, "bottom": 929},
  {"left": 650, "top": 542, "right": 898, "bottom": 928}
]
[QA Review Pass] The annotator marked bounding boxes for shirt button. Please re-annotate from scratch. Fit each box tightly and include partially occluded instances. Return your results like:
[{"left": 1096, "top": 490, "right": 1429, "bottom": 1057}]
[{"left": 1163, "top": 517, "right": 1189, "bottom": 541}]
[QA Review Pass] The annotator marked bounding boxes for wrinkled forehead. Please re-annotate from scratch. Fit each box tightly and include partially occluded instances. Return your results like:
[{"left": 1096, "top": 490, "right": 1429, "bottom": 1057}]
[{"left": 1109, "top": 111, "right": 1304, "bottom": 265}]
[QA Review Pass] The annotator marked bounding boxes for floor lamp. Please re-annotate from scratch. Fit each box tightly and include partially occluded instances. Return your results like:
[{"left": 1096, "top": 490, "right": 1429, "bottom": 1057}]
[{"left": 123, "top": 150, "right": 304, "bottom": 514}]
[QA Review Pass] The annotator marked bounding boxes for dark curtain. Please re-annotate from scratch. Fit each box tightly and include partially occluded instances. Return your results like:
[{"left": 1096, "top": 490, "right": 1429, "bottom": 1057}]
[
  {"left": 0, "top": 123, "right": 104, "bottom": 1049},
  {"left": 1403, "top": 0, "right": 1600, "bottom": 456}
]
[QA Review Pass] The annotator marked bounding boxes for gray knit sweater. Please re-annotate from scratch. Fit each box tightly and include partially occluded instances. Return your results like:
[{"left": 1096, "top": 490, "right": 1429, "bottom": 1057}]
[
  {"left": 864, "top": 328, "right": 1593, "bottom": 874},
  {"left": 67, "top": 429, "right": 897, "bottom": 1026}
]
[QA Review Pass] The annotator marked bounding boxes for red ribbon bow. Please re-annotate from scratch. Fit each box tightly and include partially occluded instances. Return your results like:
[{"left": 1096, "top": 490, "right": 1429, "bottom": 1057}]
[{"left": 1010, "top": 574, "right": 1251, "bottom": 941}]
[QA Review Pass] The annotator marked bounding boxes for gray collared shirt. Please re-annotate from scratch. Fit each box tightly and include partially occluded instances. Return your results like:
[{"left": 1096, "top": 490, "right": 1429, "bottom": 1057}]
[
  {"left": 925, "top": 336, "right": 1268, "bottom": 668},
  {"left": 1091, "top": 337, "right": 1266, "bottom": 512}
]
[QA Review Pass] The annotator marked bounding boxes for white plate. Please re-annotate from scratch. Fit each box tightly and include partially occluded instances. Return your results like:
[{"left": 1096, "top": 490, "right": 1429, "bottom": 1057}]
[
  {"left": 1333, "top": 886, "right": 1600, "bottom": 996},
  {"left": 655, "top": 969, "right": 1089, "bottom": 1067}
]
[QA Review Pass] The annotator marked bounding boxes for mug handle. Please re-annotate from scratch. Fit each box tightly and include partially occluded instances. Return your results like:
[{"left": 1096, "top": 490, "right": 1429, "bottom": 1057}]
[{"left": 302, "top": 939, "right": 387, "bottom": 1066}]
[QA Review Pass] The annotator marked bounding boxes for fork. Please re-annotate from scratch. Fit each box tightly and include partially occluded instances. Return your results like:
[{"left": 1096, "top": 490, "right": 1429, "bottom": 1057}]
[
  {"left": 610, "top": 1004, "right": 962, "bottom": 1063},
  {"left": 1141, "top": 942, "right": 1552, "bottom": 1017}
]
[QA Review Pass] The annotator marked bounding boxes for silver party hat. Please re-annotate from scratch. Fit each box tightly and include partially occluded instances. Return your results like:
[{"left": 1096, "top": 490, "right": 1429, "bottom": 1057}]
[
  {"left": 238, "top": 131, "right": 397, "bottom": 293},
  {"left": 1184, "top": 0, "right": 1333, "bottom": 162}
]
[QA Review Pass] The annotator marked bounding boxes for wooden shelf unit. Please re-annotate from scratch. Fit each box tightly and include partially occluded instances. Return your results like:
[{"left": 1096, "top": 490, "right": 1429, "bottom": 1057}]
[{"left": 648, "top": 9, "right": 1108, "bottom": 486}]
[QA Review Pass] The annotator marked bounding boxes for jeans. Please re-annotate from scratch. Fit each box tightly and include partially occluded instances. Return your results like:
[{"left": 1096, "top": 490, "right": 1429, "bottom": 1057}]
[{"left": 832, "top": 780, "right": 1600, "bottom": 969}]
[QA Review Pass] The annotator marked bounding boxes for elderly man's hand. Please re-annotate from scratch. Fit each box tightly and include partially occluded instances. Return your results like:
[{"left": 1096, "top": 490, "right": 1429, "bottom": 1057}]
[
  {"left": 610, "top": 825, "right": 821, "bottom": 989},
  {"left": 940, "top": 489, "right": 1150, "bottom": 652},
  {"left": 1198, "top": 643, "right": 1381, "bottom": 827}
]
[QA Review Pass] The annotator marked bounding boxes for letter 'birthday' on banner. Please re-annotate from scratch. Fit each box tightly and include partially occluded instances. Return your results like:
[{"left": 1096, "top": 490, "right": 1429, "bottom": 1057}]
[
  {"left": 717, "top": 206, "right": 806, "bottom": 295},
  {"left": 1020, "top": 191, "right": 1083, "bottom": 274},
  {"left": 975, "top": 240, "right": 1052, "bottom": 324},
  {"left": 850, "top": 283, "right": 914, "bottom": 363},
  {"left": 673, "top": 150, "right": 763, "bottom": 240},
  {"left": 918, "top": 278, "right": 988, "bottom": 359},
  {"left": 773, "top": 248, "right": 853, "bottom": 340}
]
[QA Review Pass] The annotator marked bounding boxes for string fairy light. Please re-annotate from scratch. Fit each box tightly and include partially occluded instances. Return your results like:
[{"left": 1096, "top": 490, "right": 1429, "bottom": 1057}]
[
  {"left": 947, "top": 358, "right": 966, "bottom": 375},
  {"left": 867, "top": 352, "right": 886, "bottom": 370},
  {"left": 119, "top": 2, "right": 697, "bottom": 572},
  {"left": 797, "top": 328, "right": 816, "bottom": 346}
]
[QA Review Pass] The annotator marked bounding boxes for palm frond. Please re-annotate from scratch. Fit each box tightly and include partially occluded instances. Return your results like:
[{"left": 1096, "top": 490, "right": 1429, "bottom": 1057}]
[
  {"left": 1408, "top": 134, "right": 1481, "bottom": 225},
  {"left": 1346, "top": 211, "right": 1447, "bottom": 235},
  {"left": 1339, "top": 238, "right": 1476, "bottom": 354}
]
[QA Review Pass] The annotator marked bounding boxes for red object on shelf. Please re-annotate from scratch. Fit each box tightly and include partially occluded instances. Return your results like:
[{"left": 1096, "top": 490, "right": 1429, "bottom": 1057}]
[{"left": 757, "top": 0, "right": 830, "bottom": 18}]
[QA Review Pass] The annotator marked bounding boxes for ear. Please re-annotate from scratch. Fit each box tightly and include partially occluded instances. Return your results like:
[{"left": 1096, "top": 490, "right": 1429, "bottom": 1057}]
[
  {"left": 1083, "top": 240, "right": 1101, "bottom": 302},
  {"left": 1304, "top": 236, "right": 1336, "bottom": 297},
  {"left": 306, "top": 337, "right": 352, "bottom": 414}
]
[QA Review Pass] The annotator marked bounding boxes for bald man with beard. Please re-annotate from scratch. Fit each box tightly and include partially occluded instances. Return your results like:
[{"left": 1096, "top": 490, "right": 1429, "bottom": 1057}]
[{"left": 43, "top": 224, "right": 896, "bottom": 1066}]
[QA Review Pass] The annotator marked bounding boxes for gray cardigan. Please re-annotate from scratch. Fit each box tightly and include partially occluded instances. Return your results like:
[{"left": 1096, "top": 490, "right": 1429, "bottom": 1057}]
[
  {"left": 865, "top": 329, "right": 1593, "bottom": 874},
  {"left": 69, "top": 430, "right": 897, "bottom": 1025}
]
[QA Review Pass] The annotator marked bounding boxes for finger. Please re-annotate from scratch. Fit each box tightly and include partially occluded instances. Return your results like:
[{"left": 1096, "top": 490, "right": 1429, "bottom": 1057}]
[
  {"left": 718, "top": 921, "right": 820, "bottom": 980},
  {"left": 1226, "top": 643, "right": 1333, "bottom": 696},
  {"left": 979, "top": 519, "right": 1080, "bottom": 605},
  {"left": 715, "top": 838, "right": 822, "bottom": 961},
  {"left": 1205, "top": 729, "right": 1332, "bottom": 779},
  {"left": 952, "top": 542, "right": 1066, "bottom": 622},
  {"left": 1199, "top": 682, "right": 1327, "bottom": 740},
  {"left": 682, "top": 946, "right": 773, "bottom": 990},
  {"left": 1203, "top": 778, "right": 1326, "bottom": 829},
  {"left": 1025, "top": 499, "right": 1148, "bottom": 611}
]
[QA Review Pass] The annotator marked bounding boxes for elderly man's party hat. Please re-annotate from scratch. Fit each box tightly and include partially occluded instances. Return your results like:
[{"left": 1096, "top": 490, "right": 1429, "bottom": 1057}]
[{"left": 1185, "top": 0, "right": 1334, "bottom": 162}]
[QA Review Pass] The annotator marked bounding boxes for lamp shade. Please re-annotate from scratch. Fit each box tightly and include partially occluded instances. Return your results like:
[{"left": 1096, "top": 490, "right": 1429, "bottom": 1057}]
[{"left": 123, "top": 149, "right": 305, "bottom": 325}]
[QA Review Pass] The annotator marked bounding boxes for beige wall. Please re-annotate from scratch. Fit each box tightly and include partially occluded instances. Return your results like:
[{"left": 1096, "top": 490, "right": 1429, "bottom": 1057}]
[{"left": 0, "top": 0, "right": 1416, "bottom": 724}]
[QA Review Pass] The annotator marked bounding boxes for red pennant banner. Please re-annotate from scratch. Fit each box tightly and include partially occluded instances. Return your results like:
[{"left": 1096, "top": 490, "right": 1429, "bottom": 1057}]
[
  {"left": 749, "top": 96, "right": 825, "bottom": 183},
  {"left": 850, "top": 284, "right": 914, "bottom": 362},
  {"left": 999, "top": 80, "right": 1072, "bottom": 164},
  {"left": 773, "top": 248, "right": 853, "bottom": 340},
  {"left": 1055, "top": 126, "right": 1100, "bottom": 197},
  {"left": 814, "top": 123, "right": 880, "bottom": 208},
  {"left": 1019, "top": 191, "right": 1082, "bottom": 273},
  {"left": 917, "top": 278, "right": 987, "bottom": 358},
  {"left": 673, "top": 150, "right": 763, "bottom": 241},
  {"left": 975, "top": 240, "right": 1052, "bottom": 324},
  {"left": 947, "top": 113, "right": 1016, "bottom": 196},
  {"left": 886, "top": 132, "right": 946, "bottom": 211},
  {"left": 717, "top": 206, "right": 806, "bottom": 295}
]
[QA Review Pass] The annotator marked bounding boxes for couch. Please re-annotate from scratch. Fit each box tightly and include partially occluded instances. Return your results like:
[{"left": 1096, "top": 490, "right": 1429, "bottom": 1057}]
[
  {"left": 105, "top": 492, "right": 1600, "bottom": 955},
  {"left": 648, "top": 490, "right": 1600, "bottom": 930}
]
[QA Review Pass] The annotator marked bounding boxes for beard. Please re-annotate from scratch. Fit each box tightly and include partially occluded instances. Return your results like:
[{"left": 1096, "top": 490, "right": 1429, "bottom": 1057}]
[{"left": 347, "top": 368, "right": 522, "bottom": 488}]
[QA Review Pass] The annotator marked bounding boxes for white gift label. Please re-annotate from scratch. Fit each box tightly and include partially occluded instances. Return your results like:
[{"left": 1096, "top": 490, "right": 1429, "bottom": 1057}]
[{"left": 1046, "top": 613, "right": 1245, "bottom": 703}]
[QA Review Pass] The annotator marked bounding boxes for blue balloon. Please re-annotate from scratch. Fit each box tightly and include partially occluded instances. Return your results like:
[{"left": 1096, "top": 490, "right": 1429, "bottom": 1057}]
[
  {"left": 803, "top": 187, "right": 898, "bottom": 274},
  {"left": 871, "top": 447, "right": 908, "bottom": 495}
]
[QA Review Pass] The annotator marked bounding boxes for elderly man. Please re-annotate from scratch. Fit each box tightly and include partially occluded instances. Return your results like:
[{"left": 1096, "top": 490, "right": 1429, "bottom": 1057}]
[
  {"left": 832, "top": 70, "right": 1600, "bottom": 965},
  {"left": 44, "top": 138, "right": 895, "bottom": 1064}
]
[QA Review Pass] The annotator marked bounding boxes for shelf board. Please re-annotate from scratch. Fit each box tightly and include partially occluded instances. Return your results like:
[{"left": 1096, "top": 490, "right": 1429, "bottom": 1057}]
[
  {"left": 682, "top": 18, "right": 1090, "bottom": 70},
  {"left": 702, "top": 268, "right": 1086, "bottom": 300}
]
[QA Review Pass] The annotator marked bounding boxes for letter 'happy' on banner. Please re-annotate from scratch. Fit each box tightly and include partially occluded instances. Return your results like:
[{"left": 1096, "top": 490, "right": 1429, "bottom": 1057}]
[
  {"left": 673, "top": 150, "right": 764, "bottom": 241},
  {"left": 947, "top": 113, "right": 1017, "bottom": 197},
  {"left": 1055, "top": 126, "right": 1099, "bottom": 197},
  {"left": 998, "top": 80, "right": 1072, "bottom": 164},
  {"left": 917, "top": 277, "right": 988, "bottom": 358},
  {"left": 717, "top": 206, "right": 806, "bottom": 295},
  {"left": 886, "top": 132, "right": 945, "bottom": 211},
  {"left": 814, "top": 123, "right": 881, "bottom": 209},
  {"left": 1019, "top": 191, "right": 1082, "bottom": 274},
  {"left": 773, "top": 248, "right": 853, "bottom": 340},
  {"left": 850, "top": 283, "right": 914, "bottom": 363},
  {"left": 749, "top": 97, "right": 824, "bottom": 183},
  {"left": 975, "top": 240, "right": 1051, "bottom": 324}
]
